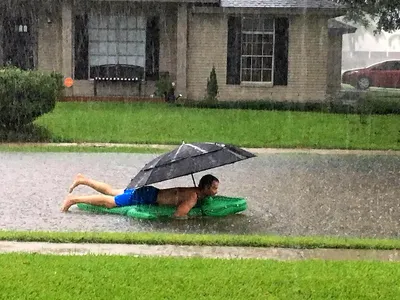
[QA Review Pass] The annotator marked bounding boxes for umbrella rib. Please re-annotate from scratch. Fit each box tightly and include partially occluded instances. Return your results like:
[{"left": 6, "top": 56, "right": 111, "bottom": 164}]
[
  {"left": 172, "top": 143, "right": 185, "bottom": 162},
  {"left": 186, "top": 143, "right": 208, "bottom": 153},
  {"left": 225, "top": 148, "right": 248, "bottom": 160},
  {"left": 142, "top": 149, "right": 222, "bottom": 170}
]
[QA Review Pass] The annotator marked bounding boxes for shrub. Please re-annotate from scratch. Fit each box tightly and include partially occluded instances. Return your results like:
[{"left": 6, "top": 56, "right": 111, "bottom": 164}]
[
  {"left": 175, "top": 97, "right": 400, "bottom": 115},
  {"left": 359, "top": 94, "right": 400, "bottom": 114},
  {"left": 0, "top": 67, "right": 63, "bottom": 130},
  {"left": 206, "top": 66, "right": 218, "bottom": 103},
  {"left": 154, "top": 72, "right": 174, "bottom": 101}
]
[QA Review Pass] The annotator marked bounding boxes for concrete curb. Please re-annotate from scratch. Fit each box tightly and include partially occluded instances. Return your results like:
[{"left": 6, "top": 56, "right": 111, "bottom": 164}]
[
  {"left": 2, "top": 142, "right": 400, "bottom": 156},
  {"left": 1, "top": 241, "right": 400, "bottom": 261}
]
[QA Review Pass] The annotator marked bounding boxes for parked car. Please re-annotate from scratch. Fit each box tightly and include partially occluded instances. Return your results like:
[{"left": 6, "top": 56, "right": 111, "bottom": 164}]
[{"left": 342, "top": 60, "right": 400, "bottom": 90}]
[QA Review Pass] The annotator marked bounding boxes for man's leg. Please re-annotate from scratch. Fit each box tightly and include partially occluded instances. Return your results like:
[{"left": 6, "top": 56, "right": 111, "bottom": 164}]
[
  {"left": 69, "top": 173, "right": 123, "bottom": 196},
  {"left": 61, "top": 194, "right": 116, "bottom": 212}
]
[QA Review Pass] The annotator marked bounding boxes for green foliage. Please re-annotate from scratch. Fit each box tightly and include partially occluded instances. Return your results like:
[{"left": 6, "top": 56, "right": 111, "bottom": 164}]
[
  {"left": 206, "top": 65, "right": 218, "bottom": 102},
  {"left": 1, "top": 253, "right": 400, "bottom": 299},
  {"left": 0, "top": 123, "right": 52, "bottom": 142},
  {"left": 0, "top": 67, "right": 64, "bottom": 130},
  {"left": 2, "top": 230, "right": 400, "bottom": 250},
  {"left": 35, "top": 102, "right": 400, "bottom": 150},
  {"left": 154, "top": 72, "right": 173, "bottom": 98},
  {"left": 0, "top": 144, "right": 167, "bottom": 154},
  {"left": 178, "top": 97, "right": 400, "bottom": 115},
  {"left": 336, "top": 0, "right": 400, "bottom": 33}
]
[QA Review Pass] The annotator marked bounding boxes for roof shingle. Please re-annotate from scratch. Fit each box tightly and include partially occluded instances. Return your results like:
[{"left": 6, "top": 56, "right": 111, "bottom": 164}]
[
  {"left": 220, "top": 0, "right": 344, "bottom": 10},
  {"left": 328, "top": 19, "right": 357, "bottom": 33}
]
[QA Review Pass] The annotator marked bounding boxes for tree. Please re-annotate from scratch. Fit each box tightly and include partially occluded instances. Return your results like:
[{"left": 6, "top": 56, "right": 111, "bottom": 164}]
[
  {"left": 206, "top": 66, "right": 219, "bottom": 102},
  {"left": 336, "top": 0, "right": 400, "bottom": 33}
]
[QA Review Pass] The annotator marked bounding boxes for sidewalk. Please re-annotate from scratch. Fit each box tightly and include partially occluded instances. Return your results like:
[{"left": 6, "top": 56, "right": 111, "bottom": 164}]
[
  {"left": 3, "top": 142, "right": 400, "bottom": 156},
  {"left": 1, "top": 241, "right": 399, "bottom": 261}
]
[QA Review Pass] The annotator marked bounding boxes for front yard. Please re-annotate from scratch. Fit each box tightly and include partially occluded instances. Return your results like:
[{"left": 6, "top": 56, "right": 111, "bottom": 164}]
[
  {"left": 2, "top": 252, "right": 399, "bottom": 299},
  {"left": 29, "top": 102, "right": 400, "bottom": 151}
]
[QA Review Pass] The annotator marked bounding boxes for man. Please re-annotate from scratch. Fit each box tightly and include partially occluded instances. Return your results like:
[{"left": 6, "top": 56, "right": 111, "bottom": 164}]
[{"left": 61, "top": 173, "right": 219, "bottom": 218}]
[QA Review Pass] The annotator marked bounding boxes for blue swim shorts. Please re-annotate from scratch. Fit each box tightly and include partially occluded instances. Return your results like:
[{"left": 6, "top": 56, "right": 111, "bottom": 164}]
[{"left": 114, "top": 186, "right": 159, "bottom": 207}]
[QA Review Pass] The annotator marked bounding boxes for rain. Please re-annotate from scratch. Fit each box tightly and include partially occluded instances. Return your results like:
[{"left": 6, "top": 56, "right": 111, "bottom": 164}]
[{"left": 0, "top": 0, "right": 399, "bottom": 253}]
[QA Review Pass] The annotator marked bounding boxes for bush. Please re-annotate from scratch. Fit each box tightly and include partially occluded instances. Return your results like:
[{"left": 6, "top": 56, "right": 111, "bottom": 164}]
[
  {"left": 0, "top": 123, "right": 52, "bottom": 143},
  {"left": 359, "top": 94, "right": 400, "bottom": 114},
  {"left": 154, "top": 72, "right": 174, "bottom": 101},
  {"left": 206, "top": 66, "right": 218, "bottom": 103},
  {"left": 175, "top": 97, "right": 400, "bottom": 115},
  {"left": 0, "top": 67, "right": 64, "bottom": 130}
]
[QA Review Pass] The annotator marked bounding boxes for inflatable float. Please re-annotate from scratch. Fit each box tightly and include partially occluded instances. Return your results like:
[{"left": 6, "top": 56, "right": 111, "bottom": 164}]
[{"left": 77, "top": 195, "right": 247, "bottom": 220}]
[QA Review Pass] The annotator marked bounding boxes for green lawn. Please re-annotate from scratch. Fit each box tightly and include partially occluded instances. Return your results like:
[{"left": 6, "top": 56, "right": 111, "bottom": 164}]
[
  {"left": 2, "top": 230, "right": 400, "bottom": 250},
  {"left": 33, "top": 102, "right": 400, "bottom": 150},
  {"left": 0, "top": 144, "right": 166, "bottom": 154},
  {"left": 1, "top": 253, "right": 399, "bottom": 300}
]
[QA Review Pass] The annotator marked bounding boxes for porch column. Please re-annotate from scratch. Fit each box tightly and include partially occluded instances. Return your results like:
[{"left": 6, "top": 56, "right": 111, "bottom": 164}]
[
  {"left": 176, "top": 3, "right": 188, "bottom": 97},
  {"left": 61, "top": 0, "right": 73, "bottom": 79}
]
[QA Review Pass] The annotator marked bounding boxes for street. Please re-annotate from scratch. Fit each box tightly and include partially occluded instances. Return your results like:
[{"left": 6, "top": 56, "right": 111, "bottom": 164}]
[{"left": 1, "top": 151, "right": 399, "bottom": 238}]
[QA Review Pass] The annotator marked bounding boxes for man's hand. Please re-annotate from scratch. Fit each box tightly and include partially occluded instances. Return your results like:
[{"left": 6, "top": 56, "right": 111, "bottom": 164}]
[{"left": 173, "top": 194, "right": 197, "bottom": 218}]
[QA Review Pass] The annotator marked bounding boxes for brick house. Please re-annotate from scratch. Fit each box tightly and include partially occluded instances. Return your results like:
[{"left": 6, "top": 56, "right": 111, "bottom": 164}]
[{"left": 0, "top": 0, "right": 354, "bottom": 101}]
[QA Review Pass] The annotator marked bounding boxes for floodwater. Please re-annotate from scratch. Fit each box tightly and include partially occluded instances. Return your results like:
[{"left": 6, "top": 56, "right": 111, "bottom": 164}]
[{"left": 0, "top": 151, "right": 399, "bottom": 239}]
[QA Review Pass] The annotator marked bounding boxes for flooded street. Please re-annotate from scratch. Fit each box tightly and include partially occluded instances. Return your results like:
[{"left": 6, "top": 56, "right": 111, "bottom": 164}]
[{"left": 1, "top": 151, "right": 399, "bottom": 239}]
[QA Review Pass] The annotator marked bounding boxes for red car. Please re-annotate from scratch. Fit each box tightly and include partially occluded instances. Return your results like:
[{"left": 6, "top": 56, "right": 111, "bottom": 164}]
[{"left": 342, "top": 60, "right": 400, "bottom": 90}]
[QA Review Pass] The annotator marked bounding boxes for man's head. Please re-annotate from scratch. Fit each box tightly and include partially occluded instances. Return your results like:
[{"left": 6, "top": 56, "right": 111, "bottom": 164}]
[{"left": 198, "top": 174, "right": 219, "bottom": 196}]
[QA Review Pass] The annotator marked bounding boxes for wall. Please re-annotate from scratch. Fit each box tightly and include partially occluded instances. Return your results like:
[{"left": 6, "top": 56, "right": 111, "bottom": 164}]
[
  {"left": 186, "top": 12, "right": 331, "bottom": 101},
  {"left": 37, "top": 5, "right": 63, "bottom": 72},
  {"left": 327, "top": 34, "right": 343, "bottom": 94}
]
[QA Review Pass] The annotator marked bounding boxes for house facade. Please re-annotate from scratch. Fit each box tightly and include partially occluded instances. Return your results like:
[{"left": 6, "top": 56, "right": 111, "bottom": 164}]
[{"left": 0, "top": 0, "right": 353, "bottom": 102}]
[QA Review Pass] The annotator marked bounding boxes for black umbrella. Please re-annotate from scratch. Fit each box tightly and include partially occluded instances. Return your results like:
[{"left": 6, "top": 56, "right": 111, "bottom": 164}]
[{"left": 126, "top": 142, "right": 256, "bottom": 188}]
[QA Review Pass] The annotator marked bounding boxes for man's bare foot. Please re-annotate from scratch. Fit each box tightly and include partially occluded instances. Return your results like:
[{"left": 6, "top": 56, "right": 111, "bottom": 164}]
[
  {"left": 61, "top": 195, "right": 75, "bottom": 212},
  {"left": 69, "top": 173, "right": 87, "bottom": 193}
]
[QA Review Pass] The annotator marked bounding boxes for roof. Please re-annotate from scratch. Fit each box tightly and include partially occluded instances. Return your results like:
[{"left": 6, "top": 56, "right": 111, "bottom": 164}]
[
  {"left": 220, "top": 0, "right": 344, "bottom": 10},
  {"left": 328, "top": 19, "right": 357, "bottom": 34}
]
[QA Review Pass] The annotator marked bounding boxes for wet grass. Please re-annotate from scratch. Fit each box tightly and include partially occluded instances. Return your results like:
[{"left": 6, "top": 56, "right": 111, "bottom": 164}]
[
  {"left": 1, "top": 253, "right": 399, "bottom": 299},
  {"left": 2, "top": 230, "right": 400, "bottom": 250},
  {"left": 34, "top": 102, "right": 400, "bottom": 150},
  {"left": 0, "top": 144, "right": 166, "bottom": 154}
]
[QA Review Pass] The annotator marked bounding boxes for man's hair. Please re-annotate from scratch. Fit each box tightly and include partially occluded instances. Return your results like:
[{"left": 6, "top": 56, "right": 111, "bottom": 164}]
[{"left": 198, "top": 174, "right": 219, "bottom": 190}]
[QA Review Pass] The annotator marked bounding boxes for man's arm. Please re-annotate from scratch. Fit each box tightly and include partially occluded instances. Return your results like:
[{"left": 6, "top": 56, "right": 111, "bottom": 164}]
[{"left": 173, "top": 193, "right": 197, "bottom": 218}]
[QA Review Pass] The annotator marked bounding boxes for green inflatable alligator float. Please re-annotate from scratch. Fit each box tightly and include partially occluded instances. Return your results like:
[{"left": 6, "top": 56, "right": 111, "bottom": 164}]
[{"left": 77, "top": 195, "right": 247, "bottom": 220}]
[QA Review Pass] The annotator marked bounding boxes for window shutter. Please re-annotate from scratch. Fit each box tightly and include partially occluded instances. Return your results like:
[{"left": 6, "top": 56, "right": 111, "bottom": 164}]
[
  {"left": 226, "top": 16, "right": 242, "bottom": 85},
  {"left": 146, "top": 17, "right": 160, "bottom": 80},
  {"left": 74, "top": 14, "right": 89, "bottom": 80},
  {"left": 274, "top": 17, "right": 289, "bottom": 86}
]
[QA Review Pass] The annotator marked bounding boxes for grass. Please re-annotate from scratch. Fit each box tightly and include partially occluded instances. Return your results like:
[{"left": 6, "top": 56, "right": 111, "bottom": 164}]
[
  {"left": 341, "top": 84, "right": 400, "bottom": 94},
  {"left": 0, "top": 144, "right": 167, "bottom": 154},
  {"left": 2, "top": 230, "right": 400, "bottom": 250},
  {"left": 1, "top": 253, "right": 399, "bottom": 299},
  {"left": 33, "top": 102, "right": 400, "bottom": 150}
]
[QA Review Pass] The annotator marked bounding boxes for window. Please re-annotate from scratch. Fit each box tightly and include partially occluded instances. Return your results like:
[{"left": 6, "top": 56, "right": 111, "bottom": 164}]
[
  {"left": 226, "top": 16, "right": 288, "bottom": 86},
  {"left": 88, "top": 11, "right": 146, "bottom": 78},
  {"left": 380, "top": 61, "right": 400, "bottom": 70},
  {"left": 74, "top": 12, "right": 159, "bottom": 80},
  {"left": 15, "top": 25, "right": 28, "bottom": 33},
  {"left": 241, "top": 17, "right": 274, "bottom": 82}
]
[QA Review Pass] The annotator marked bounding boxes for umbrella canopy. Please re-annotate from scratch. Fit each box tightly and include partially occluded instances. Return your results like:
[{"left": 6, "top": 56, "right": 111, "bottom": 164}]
[{"left": 126, "top": 142, "right": 256, "bottom": 188}]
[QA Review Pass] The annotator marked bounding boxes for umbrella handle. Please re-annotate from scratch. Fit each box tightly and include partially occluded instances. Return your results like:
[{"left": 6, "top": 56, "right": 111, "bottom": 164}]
[{"left": 191, "top": 174, "right": 196, "bottom": 187}]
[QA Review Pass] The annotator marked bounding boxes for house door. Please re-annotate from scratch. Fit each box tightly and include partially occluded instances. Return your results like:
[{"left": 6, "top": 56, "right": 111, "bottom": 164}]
[{"left": 3, "top": 16, "right": 35, "bottom": 70}]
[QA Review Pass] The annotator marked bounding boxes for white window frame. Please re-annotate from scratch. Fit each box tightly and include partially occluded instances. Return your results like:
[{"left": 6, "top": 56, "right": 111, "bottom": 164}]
[{"left": 240, "top": 17, "right": 275, "bottom": 83}]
